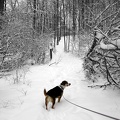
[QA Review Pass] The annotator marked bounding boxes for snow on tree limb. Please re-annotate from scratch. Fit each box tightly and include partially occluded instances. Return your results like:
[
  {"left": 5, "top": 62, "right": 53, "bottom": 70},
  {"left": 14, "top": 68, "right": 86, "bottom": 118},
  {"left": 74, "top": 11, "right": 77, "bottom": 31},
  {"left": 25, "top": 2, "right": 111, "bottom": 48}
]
[{"left": 99, "top": 39, "right": 120, "bottom": 50}]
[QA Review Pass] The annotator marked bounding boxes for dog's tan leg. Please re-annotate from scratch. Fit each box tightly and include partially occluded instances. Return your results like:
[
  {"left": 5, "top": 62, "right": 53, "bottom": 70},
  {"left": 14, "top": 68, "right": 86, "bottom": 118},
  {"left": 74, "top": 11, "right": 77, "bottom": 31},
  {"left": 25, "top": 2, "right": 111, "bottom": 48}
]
[
  {"left": 45, "top": 97, "right": 48, "bottom": 110},
  {"left": 58, "top": 96, "right": 62, "bottom": 102},
  {"left": 52, "top": 98, "right": 55, "bottom": 109},
  {"left": 58, "top": 93, "right": 63, "bottom": 102}
]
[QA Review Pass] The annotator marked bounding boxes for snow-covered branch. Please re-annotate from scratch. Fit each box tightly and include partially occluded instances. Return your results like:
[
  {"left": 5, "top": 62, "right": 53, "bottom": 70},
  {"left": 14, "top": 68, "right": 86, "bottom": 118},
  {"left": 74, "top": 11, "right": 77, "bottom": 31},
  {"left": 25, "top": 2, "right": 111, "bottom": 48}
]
[{"left": 99, "top": 39, "right": 120, "bottom": 50}]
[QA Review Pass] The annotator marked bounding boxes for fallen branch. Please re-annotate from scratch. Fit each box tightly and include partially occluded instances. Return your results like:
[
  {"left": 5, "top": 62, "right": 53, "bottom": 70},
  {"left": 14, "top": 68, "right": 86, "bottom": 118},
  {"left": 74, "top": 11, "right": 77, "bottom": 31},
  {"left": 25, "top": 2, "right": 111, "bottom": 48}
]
[
  {"left": 88, "top": 83, "right": 111, "bottom": 90},
  {"left": 104, "top": 57, "right": 120, "bottom": 88}
]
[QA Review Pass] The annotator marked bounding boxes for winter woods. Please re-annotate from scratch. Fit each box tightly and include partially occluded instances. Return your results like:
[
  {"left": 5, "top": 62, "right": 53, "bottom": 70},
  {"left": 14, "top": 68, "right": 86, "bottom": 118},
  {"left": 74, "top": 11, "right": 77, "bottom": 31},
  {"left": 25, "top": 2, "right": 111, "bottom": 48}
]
[
  {"left": 0, "top": 0, "right": 87, "bottom": 73},
  {"left": 1, "top": 1, "right": 120, "bottom": 120},
  {"left": 0, "top": 0, "right": 120, "bottom": 89},
  {"left": 83, "top": 0, "right": 120, "bottom": 89},
  {"left": 0, "top": 0, "right": 51, "bottom": 73}
]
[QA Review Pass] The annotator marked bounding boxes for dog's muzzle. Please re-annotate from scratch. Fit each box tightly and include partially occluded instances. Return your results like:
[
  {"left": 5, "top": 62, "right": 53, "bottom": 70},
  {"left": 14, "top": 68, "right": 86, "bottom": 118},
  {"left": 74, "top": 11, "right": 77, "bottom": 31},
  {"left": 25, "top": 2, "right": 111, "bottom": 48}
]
[{"left": 67, "top": 83, "right": 71, "bottom": 86}]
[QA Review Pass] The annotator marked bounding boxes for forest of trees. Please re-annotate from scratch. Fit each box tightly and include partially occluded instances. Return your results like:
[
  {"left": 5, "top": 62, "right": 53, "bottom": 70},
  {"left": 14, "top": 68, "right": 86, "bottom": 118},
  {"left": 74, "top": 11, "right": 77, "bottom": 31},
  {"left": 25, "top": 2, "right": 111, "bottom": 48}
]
[{"left": 0, "top": 0, "right": 120, "bottom": 88}]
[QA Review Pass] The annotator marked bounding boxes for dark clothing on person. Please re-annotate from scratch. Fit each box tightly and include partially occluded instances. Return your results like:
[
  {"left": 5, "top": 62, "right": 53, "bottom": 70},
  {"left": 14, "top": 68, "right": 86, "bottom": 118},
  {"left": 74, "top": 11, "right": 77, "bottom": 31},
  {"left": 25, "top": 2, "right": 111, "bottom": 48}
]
[{"left": 50, "top": 48, "right": 53, "bottom": 60}]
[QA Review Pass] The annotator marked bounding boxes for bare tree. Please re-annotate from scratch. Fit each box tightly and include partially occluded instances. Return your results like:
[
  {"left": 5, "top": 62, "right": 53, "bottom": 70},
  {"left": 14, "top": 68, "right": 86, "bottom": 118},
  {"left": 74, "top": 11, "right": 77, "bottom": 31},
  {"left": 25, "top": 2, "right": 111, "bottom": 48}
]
[{"left": 0, "top": 0, "right": 5, "bottom": 15}]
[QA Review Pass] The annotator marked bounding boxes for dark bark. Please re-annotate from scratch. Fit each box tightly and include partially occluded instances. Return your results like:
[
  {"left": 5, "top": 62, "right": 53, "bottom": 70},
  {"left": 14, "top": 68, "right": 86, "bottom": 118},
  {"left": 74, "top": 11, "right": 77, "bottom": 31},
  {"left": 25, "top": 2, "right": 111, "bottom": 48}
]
[
  {"left": 0, "top": 0, "right": 5, "bottom": 15},
  {"left": 62, "top": 0, "right": 66, "bottom": 51},
  {"left": 56, "top": 0, "right": 60, "bottom": 45},
  {"left": 0, "top": 0, "right": 5, "bottom": 31},
  {"left": 33, "top": 0, "right": 36, "bottom": 30},
  {"left": 72, "top": 0, "right": 76, "bottom": 41}
]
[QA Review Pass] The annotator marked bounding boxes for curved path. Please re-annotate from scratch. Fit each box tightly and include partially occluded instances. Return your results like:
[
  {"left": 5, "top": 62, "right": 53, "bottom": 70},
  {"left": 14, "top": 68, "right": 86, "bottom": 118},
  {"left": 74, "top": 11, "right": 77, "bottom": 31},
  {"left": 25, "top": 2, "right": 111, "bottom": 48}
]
[{"left": 0, "top": 38, "right": 120, "bottom": 120}]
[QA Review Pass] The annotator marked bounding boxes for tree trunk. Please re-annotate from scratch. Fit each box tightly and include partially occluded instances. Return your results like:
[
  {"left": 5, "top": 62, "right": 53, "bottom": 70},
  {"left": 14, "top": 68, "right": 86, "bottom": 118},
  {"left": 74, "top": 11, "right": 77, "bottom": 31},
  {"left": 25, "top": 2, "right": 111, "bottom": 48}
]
[
  {"left": 33, "top": 0, "right": 36, "bottom": 30},
  {"left": 72, "top": 0, "right": 76, "bottom": 41},
  {"left": 0, "top": 0, "right": 5, "bottom": 31},
  {"left": 56, "top": 0, "right": 59, "bottom": 45},
  {"left": 0, "top": 0, "right": 5, "bottom": 15},
  {"left": 62, "top": 0, "right": 66, "bottom": 51},
  {"left": 53, "top": 1, "right": 57, "bottom": 47}
]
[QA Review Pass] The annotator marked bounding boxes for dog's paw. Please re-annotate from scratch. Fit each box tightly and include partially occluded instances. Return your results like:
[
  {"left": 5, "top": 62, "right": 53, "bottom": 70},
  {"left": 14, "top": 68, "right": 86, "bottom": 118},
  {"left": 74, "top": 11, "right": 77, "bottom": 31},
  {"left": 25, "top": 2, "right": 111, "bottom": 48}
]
[{"left": 52, "top": 106, "right": 55, "bottom": 109}]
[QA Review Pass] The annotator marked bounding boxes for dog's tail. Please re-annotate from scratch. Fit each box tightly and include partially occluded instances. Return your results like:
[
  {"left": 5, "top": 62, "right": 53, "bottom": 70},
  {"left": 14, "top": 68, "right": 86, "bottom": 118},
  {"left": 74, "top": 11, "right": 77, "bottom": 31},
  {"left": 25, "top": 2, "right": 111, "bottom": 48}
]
[{"left": 44, "top": 89, "right": 47, "bottom": 96}]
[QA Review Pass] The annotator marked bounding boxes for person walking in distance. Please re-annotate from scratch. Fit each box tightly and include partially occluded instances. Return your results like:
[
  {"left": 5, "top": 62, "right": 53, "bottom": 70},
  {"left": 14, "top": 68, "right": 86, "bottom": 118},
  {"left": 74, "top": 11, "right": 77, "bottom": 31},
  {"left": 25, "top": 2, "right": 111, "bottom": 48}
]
[{"left": 49, "top": 43, "right": 53, "bottom": 60}]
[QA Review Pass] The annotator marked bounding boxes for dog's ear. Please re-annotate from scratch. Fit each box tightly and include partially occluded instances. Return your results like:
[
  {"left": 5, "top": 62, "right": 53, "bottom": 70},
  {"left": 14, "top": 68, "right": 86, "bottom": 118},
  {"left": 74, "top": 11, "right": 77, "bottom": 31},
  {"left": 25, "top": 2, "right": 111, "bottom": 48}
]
[{"left": 61, "top": 81, "right": 68, "bottom": 85}]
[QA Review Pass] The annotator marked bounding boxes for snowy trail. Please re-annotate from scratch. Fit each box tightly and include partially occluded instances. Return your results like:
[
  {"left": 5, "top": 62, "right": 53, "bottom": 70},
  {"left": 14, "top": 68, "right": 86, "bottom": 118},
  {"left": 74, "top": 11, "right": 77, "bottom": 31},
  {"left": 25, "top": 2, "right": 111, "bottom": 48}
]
[{"left": 0, "top": 38, "right": 120, "bottom": 120}]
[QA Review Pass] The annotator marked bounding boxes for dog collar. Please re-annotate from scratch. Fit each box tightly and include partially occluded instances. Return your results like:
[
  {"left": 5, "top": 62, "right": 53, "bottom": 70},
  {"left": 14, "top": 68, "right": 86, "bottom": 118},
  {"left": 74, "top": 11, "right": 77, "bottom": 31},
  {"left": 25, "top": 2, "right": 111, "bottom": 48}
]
[{"left": 59, "top": 85, "right": 64, "bottom": 91}]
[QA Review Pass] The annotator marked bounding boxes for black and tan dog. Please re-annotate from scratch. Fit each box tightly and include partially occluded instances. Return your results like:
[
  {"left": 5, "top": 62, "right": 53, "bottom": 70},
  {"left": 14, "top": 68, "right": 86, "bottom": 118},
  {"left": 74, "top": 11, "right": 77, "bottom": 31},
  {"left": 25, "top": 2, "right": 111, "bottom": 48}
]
[{"left": 44, "top": 81, "right": 71, "bottom": 110}]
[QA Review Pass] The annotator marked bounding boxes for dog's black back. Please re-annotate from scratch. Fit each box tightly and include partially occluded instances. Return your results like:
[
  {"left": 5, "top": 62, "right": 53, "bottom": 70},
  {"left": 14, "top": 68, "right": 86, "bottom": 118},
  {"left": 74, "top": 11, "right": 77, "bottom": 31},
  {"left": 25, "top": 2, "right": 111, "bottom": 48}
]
[{"left": 46, "top": 86, "right": 63, "bottom": 98}]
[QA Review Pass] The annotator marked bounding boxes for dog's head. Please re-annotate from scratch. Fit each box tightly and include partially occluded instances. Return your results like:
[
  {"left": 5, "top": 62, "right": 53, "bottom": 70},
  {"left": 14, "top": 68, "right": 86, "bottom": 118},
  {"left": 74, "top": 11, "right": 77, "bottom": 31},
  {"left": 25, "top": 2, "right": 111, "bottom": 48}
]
[{"left": 60, "top": 81, "right": 71, "bottom": 88}]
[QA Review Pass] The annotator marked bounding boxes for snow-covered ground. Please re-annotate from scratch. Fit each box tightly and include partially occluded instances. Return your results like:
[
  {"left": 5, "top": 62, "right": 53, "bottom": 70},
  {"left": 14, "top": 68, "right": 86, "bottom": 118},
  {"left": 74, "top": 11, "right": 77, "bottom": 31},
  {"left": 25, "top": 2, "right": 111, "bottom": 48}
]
[{"left": 0, "top": 38, "right": 120, "bottom": 120}]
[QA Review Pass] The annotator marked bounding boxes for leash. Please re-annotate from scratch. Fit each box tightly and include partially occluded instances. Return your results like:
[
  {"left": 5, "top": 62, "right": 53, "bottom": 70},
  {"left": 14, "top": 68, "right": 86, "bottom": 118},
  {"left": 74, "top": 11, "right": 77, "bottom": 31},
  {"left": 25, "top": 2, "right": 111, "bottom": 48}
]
[{"left": 63, "top": 96, "right": 120, "bottom": 120}]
